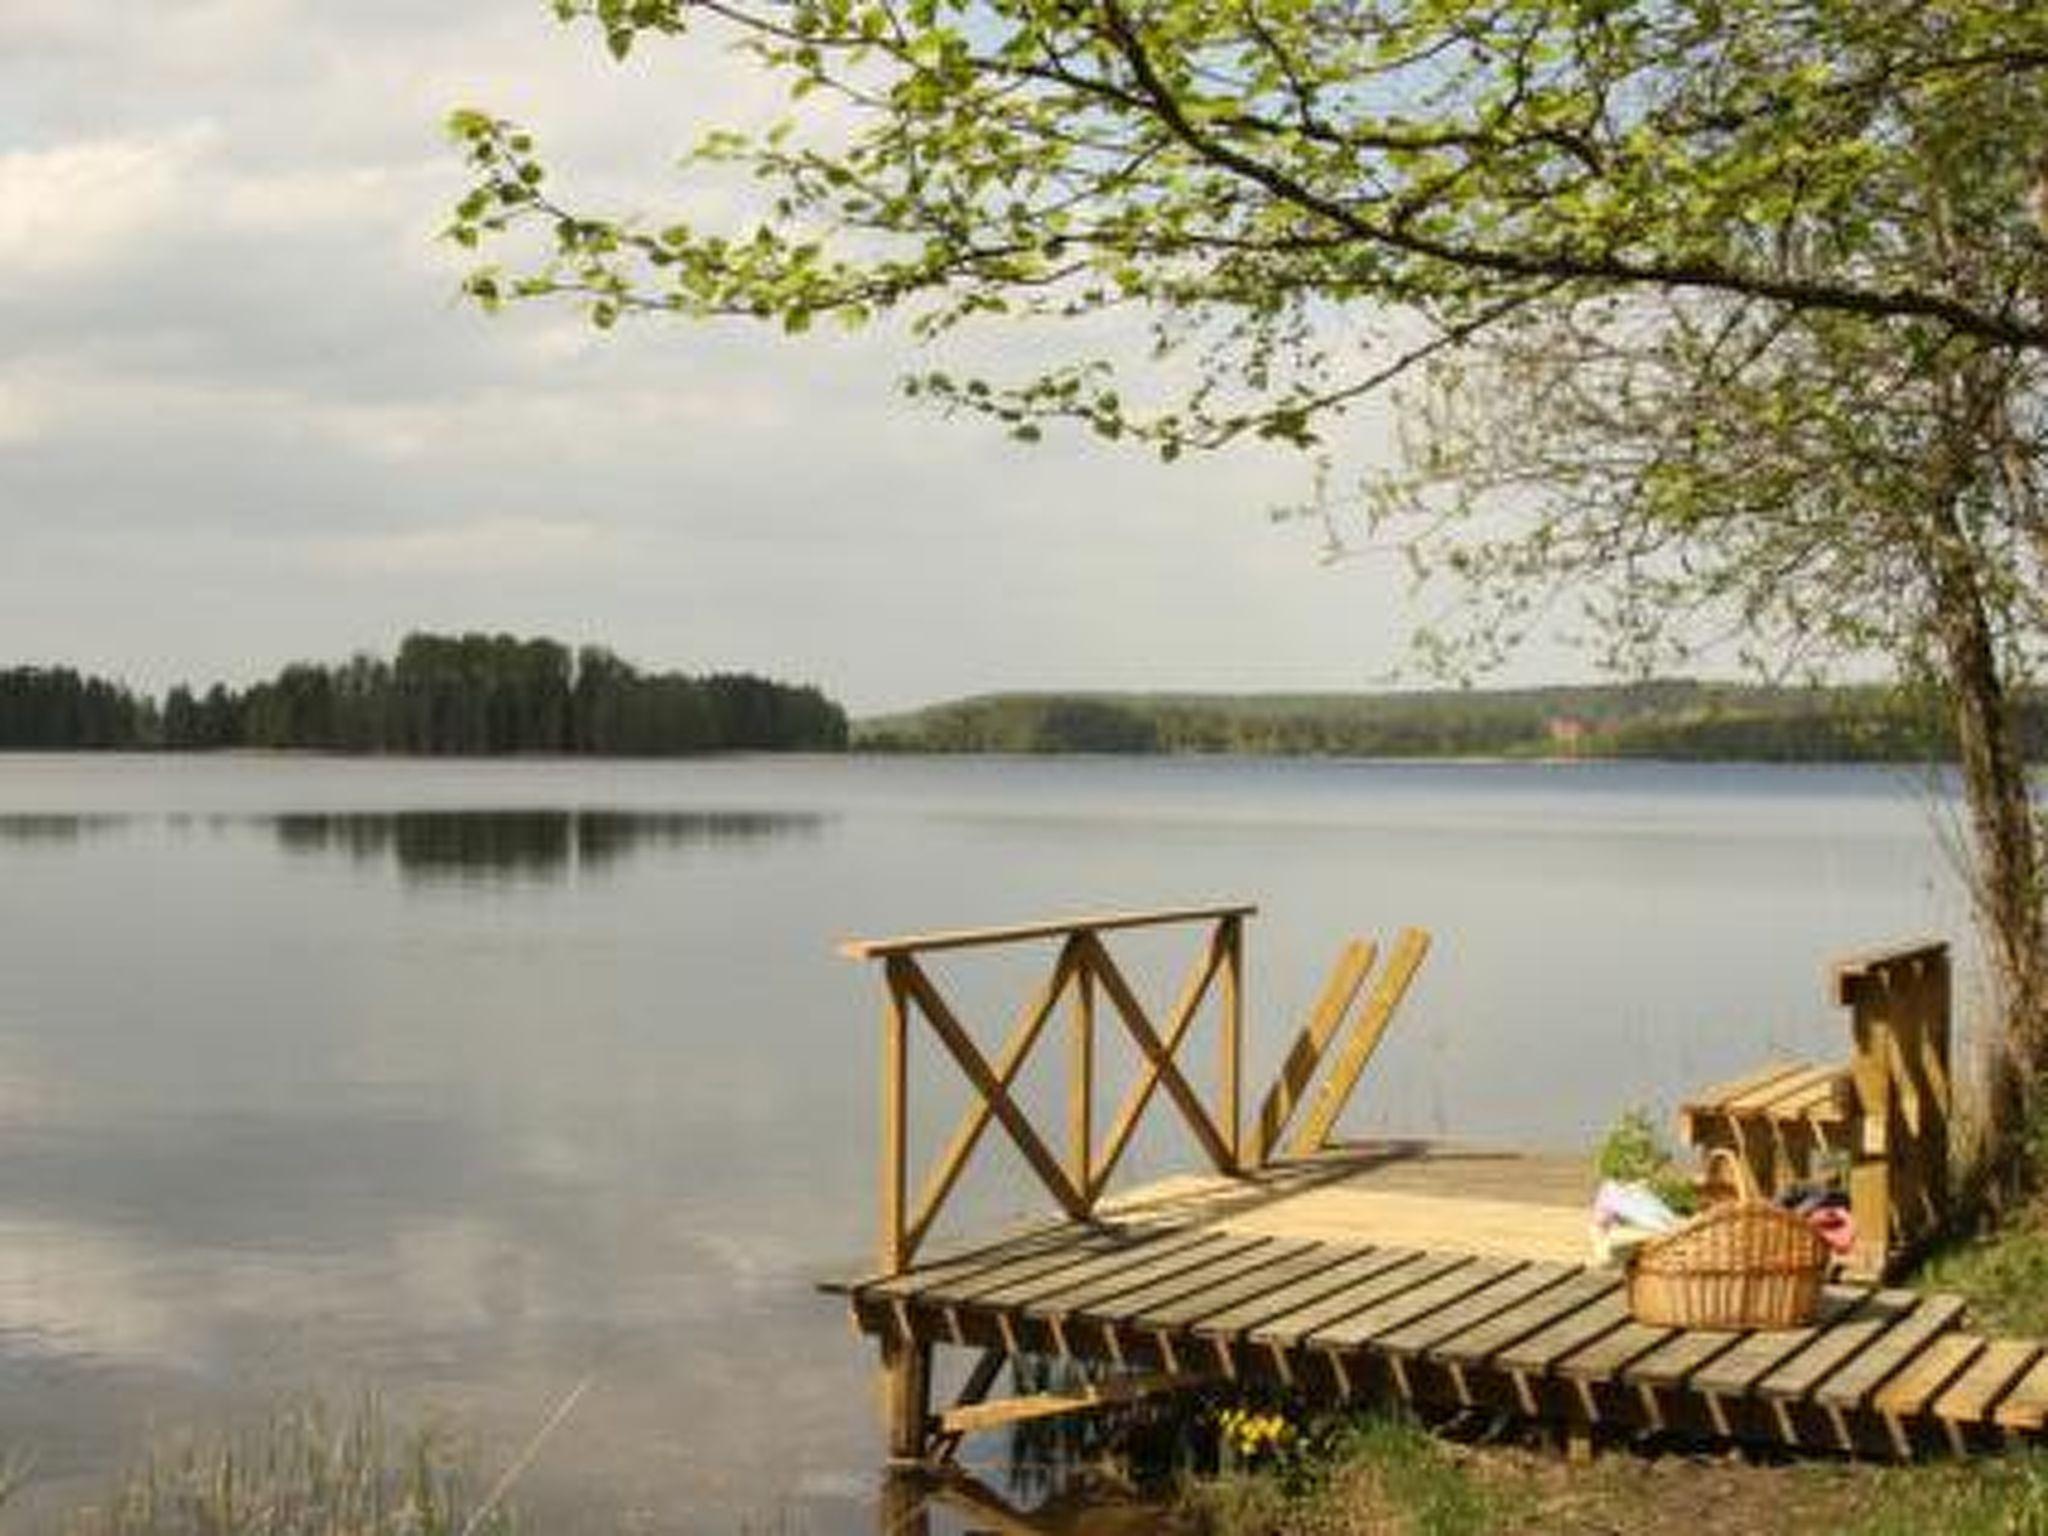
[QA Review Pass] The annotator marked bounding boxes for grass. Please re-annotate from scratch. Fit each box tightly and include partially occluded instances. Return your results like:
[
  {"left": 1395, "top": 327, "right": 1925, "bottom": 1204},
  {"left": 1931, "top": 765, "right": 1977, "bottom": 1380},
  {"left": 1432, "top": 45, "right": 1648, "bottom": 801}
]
[
  {"left": 1176, "top": 1407, "right": 2048, "bottom": 1535},
  {"left": 1178, "top": 1410, "right": 1526, "bottom": 1536},
  {"left": 1917, "top": 1207, "right": 2048, "bottom": 1337},
  {"left": 45, "top": 1399, "right": 519, "bottom": 1536},
  {"left": 1913, "top": 1120, "right": 2048, "bottom": 1337}
]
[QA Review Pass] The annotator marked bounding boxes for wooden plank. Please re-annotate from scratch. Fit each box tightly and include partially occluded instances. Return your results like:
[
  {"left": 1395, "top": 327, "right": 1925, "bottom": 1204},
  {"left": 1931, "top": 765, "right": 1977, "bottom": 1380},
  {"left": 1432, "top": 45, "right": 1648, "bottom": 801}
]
[
  {"left": 1311, "top": 1256, "right": 1517, "bottom": 1349},
  {"left": 1379, "top": 1263, "right": 1579, "bottom": 1359},
  {"left": 905, "top": 943, "right": 1082, "bottom": 1257},
  {"left": 951, "top": 1348, "right": 1010, "bottom": 1414},
  {"left": 1756, "top": 1289, "right": 1923, "bottom": 1401},
  {"left": 1936, "top": 1340, "right": 2040, "bottom": 1425},
  {"left": 1872, "top": 1332, "right": 1982, "bottom": 1420},
  {"left": 1990, "top": 1351, "right": 2048, "bottom": 1431},
  {"left": 951, "top": 1226, "right": 1226, "bottom": 1310},
  {"left": 881, "top": 960, "right": 911, "bottom": 1272},
  {"left": 1068, "top": 958, "right": 1094, "bottom": 1198},
  {"left": 936, "top": 1370, "right": 1199, "bottom": 1436},
  {"left": 1834, "top": 939, "right": 1947, "bottom": 1006},
  {"left": 1079, "top": 1239, "right": 1299, "bottom": 1327},
  {"left": 1848, "top": 984, "right": 1898, "bottom": 1274},
  {"left": 1877, "top": 1328, "right": 1980, "bottom": 1455},
  {"left": 1140, "top": 1240, "right": 1356, "bottom": 1331},
  {"left": 839, "top": 903, "right": 1258, "bottom": 959},
  {"left": 1623, "top": 1325, "right": 1750, "bottom": 1390},
  {"left": 1020, "top": 1234, "right": 1270, "bottom": 1321},
  {"left": 1729, "top": 1063, "right": 1839, "bottom": 1116},
  {"left": 1196, "top": 1183, "right": 1589, "bottom": 1264},
  {"left": 895, "top": 957, "right": 1089, "bottom": 1218},
  {"left": 1689, "top": 1287, "right": 1874, "bottom": 1397},
  {"left": 1288, "top": 928, "right": 1431, "bottom": 1155},
  {"left": 1085, "top": 929, "right": 1236, "bottom": 1182},
  {"left": 834, "top": 1210, "right": 1098, "bottom": 1296},
  {"left": 1220, "top": 914, "right": 1243, "bottom": 1169},
  {"left": 1680, "top": 1061, "right": 1812, "bottom": 1126},
  {"left": 1771, "top": 1071, "right": 1855, "bottom": 1124},
  {"left": 1249, "top": 939, "right": 1375, "bottom": 1164},
  {"left": 1249, "top": 1252, "right": 1459, "bottom": 1347},
  {"left": 880, "top": 1333, "right": 930, "bottom": 1461},
  {"left": 1494, "top": 1288, "right": 1633, "bottom": 1376},
  {"left": 857, "top": 1219, "right": 1115, "bottom": 1303},
  {"left": 1556, "top": 1316, "right": 1679, "bottom": 1382},
  {"left": 1815, "top": 1294, "right": 1967, "bottom": 1409},
  {"left": 1429, "top": 1270, "right": 1622, "bottom": 1368},
  {"left": 1193, "top": 1246, "right": 1420, "bottom": 1340}
]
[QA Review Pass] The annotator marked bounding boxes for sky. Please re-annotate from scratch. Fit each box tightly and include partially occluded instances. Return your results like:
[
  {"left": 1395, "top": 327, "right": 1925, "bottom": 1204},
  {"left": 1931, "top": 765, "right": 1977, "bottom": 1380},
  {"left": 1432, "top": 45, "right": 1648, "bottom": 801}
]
[{"left": 0, "top": 1, "right": 1593, "bottom": 716}]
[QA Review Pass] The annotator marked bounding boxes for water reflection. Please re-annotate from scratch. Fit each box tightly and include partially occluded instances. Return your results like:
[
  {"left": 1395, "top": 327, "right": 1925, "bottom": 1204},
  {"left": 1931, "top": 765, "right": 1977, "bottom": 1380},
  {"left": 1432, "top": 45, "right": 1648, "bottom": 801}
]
[
  {"left": 0, "top": 756, "right": 1979, "bottom": 1531},
  {"left": 271, "top": 809, "right": 824, "bottom": 882},
  {"left": 0, "top": 814, "right": 124, "bottom": 844},
  {"left": 882, "top": 1467, "right": 1169, "bottom": 1535}
]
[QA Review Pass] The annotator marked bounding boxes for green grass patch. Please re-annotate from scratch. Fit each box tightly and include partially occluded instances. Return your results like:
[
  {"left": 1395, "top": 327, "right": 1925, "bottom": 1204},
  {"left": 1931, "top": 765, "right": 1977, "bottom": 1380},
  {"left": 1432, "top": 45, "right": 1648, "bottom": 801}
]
[
  {"left": 1179, "top": 1410, "right": 1526, "bottom": 1535},
  {"left": 1177, "top": 1407, "right": 2048, "bottom": 1534},
  {"left": 1915, "top": 1201, "right": 2048, "bottom": 1337}
]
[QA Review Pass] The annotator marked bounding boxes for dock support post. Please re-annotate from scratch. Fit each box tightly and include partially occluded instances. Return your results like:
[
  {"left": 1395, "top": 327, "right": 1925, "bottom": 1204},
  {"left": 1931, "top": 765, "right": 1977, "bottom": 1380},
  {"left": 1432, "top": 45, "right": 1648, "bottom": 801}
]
[
  {"left": 1563, "top": 1418, "right": 1595, "bottom": 1466},
  {"left": 881, "top": 1333, "right": 933, "bottom": 1464},
  {"left": 877, "top": 1469, "right": 931, "bottom": 1536}
]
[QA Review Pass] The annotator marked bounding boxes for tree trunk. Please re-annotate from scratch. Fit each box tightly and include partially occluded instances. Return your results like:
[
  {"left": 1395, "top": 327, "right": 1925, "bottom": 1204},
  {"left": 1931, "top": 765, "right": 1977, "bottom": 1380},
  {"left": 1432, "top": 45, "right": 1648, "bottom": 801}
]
[{"left": 1925, "top": 505, "right": 2046, "bottom": 1188}]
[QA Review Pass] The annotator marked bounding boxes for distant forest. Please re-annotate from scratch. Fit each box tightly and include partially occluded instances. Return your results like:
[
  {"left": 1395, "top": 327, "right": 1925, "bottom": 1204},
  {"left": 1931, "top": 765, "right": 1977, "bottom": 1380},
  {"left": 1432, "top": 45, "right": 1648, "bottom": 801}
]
[
  {"left": 0, "top": 633, "right": 848, "bottom": 754},
  {"left": 858, "top": 681, "right": 2048, "bottom": 764}
]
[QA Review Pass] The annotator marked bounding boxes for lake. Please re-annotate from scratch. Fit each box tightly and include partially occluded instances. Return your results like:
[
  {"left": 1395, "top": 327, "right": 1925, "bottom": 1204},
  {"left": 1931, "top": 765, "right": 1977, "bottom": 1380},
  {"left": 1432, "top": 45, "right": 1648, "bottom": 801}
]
[{"left": 0, "top": 753, "right": 1982, "bottom": 1530}]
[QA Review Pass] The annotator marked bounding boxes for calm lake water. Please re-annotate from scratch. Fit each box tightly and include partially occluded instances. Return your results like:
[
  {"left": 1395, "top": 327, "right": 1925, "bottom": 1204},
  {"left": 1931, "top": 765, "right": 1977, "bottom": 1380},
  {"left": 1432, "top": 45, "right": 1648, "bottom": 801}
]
[{"left": 0, "top": 753, "right": 1983, "bottom": 1529}]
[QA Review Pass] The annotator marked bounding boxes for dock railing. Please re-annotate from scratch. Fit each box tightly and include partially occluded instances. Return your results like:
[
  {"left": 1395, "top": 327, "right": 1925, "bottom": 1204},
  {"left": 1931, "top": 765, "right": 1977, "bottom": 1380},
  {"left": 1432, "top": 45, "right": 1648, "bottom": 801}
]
[
  {"left": 839, "top": 904, "right": 1432, "bottom": 1276},
  {"left": 841, "top": 904, "right": 1250, "bottom": 1275}
]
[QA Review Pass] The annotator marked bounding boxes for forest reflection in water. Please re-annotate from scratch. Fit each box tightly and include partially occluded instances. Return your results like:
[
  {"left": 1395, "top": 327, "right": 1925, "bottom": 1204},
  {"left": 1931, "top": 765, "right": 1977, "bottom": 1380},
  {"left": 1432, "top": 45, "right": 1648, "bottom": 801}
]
[
  {"left": 271, "top": 808, "right": 826, "bottom": 881},
  {"left": 0, "top": 813, "right": 127, "bottom": 844},
  {"left": 0, "top": 808, "right": 827, "bottom": 882}
]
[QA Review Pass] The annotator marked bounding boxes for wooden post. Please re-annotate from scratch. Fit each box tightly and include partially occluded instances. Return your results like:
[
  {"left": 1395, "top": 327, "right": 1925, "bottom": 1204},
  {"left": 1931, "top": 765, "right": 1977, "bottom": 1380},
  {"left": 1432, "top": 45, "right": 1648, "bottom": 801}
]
[
  {"left": 1220, "top": 914, "right": 1244, "bottom": 1172},
  {"left": 881, "top": 957, "right": 912, "bottom": 1275},
  {"left": 1836, "top": 941, "right": 1950, "bottom": 1278},
  {"left": 1069, "top": 941, "right": 1095, "bottom": 1202},
  {"left": 1289, "top": 928, "right": 1433, "bottom": 1157},
  {"left": 880, "top": 1332, "right": 933, "bottom": 1465},
  {"left": 877, "top": 1469, "right": 931, "bottom": 1536}
]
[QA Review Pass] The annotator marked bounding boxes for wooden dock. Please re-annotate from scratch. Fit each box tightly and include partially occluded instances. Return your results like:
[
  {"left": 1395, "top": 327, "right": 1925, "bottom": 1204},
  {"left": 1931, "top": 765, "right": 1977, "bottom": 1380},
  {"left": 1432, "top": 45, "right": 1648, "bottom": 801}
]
[
  {"left": 825, "top": 906, "right": 2011, "bottom": 1469},
  {"left": 827, "top": 1145, "right": 2048, "bottom": 1463}
]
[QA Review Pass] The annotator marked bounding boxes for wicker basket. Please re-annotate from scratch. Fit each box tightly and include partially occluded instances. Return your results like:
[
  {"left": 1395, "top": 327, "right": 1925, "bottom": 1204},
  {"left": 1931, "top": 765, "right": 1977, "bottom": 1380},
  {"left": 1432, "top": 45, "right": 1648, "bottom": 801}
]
[{"left": 1626, "top": 1200, "right": 1829, "bottom": 1330}]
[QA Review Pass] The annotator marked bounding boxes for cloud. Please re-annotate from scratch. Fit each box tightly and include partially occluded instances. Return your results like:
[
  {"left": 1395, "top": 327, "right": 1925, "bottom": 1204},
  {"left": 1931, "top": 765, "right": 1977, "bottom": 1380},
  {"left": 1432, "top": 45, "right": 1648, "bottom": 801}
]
[
  {"left": 312, "top": 515, "right": 609, "bottom": 575},
  {"left": 0, "top": 127, "right": 211, "bottom": 276},
  {"left": 0, "top": 0, "right": 1555, "bottom": 711},
  {"left": 0, "top": 380, "right": 51, "bottom": 446}
]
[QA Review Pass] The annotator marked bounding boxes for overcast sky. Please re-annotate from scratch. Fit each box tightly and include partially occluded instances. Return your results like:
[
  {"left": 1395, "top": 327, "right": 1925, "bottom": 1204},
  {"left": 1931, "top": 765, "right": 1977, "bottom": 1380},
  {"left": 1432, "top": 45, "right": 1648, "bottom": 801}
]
[{"left": 0, "top": 1, "right": 1597, "bottom": 715}]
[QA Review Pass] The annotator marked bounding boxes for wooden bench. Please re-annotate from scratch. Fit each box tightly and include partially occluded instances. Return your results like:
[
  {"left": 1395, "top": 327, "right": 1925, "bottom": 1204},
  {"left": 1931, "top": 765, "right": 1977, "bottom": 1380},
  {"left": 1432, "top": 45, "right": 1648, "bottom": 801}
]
[
  {"left": 1680, "top": 1059, "right": 1857, "bottom": 1201},
  {"left": 1675, "top": 941, "right": 1951, "bottom": 1279}
]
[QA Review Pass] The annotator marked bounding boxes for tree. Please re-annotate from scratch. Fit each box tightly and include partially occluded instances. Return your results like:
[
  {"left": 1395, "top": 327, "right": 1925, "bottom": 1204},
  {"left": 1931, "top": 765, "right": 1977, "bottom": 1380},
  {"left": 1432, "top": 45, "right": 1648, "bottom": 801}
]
[
  {"left": 1368, "top": 290, "right": 2047, "bottom": 1144},
  {"left": 448, "top": 1, "right": 2048, "bottom": 1172},
  {"left": 1322, "top": 38, "right": 2048, "bottom": 1160},
  {"left": 448, "top": 1, "right": 2048, "bottom": 449},
  {"left": 0, "top": 667, "right": 153, "bottom": 749}
]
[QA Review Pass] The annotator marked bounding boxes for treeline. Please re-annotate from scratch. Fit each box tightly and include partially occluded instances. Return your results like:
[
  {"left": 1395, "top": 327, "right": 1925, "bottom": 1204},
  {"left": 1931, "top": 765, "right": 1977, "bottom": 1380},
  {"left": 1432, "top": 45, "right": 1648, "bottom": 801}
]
[
  {"left": 0, "top": 667, "right": 156, "bottom": 749},
  {"left": 0, "top": 633, "right": 848, "bottom": 754},
  {"left": 858, "top": 682, "right": 2048, "bottom": 763}
]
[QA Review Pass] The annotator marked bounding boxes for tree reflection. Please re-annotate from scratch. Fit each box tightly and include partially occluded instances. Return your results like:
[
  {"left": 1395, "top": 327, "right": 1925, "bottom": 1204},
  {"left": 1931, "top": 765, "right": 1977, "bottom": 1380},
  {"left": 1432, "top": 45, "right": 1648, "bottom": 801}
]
[
  {"left": 271, "top": 809, "right": 824, "bottom": 882},
  {"left": 0, "top": 814, "right": 126, "bottom": 844}
]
